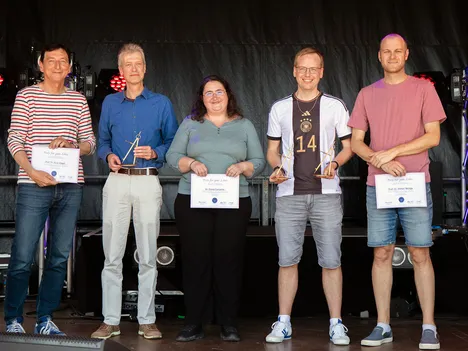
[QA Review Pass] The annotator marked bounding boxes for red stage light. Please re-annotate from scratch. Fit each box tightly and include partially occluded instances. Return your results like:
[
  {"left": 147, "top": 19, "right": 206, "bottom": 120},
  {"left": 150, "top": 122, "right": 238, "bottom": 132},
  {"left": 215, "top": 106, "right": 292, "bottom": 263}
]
[
  {"left": 109, "top": 74, "right": 126, "bottom": 92},
  {"left": 413, "top": 73, "right": 436, "bottom": 86},
  {"left": 0, "top": 74, "right": 4, "bottom": 86}
]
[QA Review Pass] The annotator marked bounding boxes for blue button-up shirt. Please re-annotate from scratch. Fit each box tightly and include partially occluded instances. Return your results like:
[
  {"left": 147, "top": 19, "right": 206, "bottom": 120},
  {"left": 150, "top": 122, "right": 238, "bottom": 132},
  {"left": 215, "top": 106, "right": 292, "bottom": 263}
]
[{"left": 97, "top": 88, "right": 178, "bottom": 168}]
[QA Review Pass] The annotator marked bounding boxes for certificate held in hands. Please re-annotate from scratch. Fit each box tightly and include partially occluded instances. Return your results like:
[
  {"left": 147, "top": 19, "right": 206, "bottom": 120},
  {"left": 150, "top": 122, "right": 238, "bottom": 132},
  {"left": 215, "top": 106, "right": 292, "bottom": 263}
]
[
  {"left": 31, "top": 145, "right": 80, "bottom": 183},
  {"left": 375, "top": 172, "right": 427, "bottom": 209},
  {"left": 191, "top": 174, "right": 239, "bottom": 209}
]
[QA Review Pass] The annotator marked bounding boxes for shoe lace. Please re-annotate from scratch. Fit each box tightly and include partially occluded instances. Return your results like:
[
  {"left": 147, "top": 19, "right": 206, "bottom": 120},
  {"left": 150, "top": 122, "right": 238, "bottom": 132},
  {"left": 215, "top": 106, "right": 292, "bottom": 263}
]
[
  {"left": 223, "top": 326, "right": 238, "bottom": 333},
  {"left": 98, "top": 323, "right": 111, "bottom": 331},
  {"left": 271, "top": 321, "right": 287, "bottom": 333},
  {"left": 181, "top": 324, "right": 198, "bottom": 332},
  {"left": 7, "top": 320, "right": 24, "bottom": 333},
  {"left": 331, "top": 323, "right": 348, "bottom": 337},
  {"left": 39, "top": 319, "right": 60, "bottom": 335},
  {"left": 142, "top": 324, "right": 158, "bottom": 331}
]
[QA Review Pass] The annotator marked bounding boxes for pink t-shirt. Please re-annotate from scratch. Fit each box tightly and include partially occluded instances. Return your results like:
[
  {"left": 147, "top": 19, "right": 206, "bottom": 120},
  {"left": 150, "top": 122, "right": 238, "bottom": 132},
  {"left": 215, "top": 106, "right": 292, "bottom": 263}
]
[{"left": 348, "top": 76, "right": 446, "bottom": 186}]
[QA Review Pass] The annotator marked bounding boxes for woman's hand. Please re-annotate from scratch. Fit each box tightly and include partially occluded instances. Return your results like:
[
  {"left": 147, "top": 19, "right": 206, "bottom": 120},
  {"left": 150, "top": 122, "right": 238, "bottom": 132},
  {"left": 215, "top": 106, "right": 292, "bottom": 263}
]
[
  {"left": 190, "top": 160, "right": 208, "bottom": 177},
  {"left": 226, "top": 162, "right": 246, "bottom": 177}
]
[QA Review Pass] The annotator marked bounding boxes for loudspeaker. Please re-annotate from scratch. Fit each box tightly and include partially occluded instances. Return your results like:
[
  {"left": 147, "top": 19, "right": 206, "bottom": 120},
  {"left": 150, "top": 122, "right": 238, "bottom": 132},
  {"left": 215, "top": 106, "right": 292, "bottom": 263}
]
[
  {"left": 0, "top": 332, "right": 130, "bottom": 350},
  {"left": 74, "top": 229, "right": 182, "bottom": 316}
]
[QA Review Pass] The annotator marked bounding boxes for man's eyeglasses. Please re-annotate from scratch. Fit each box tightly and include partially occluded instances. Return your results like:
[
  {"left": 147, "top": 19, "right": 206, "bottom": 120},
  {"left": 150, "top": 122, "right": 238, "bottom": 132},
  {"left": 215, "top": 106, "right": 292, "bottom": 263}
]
[
  {"left": 203, "top": 90, "right": 226, "bottom": 98},
  {"left": 295, "top": 66, "right": 322, "bottom": 75}
]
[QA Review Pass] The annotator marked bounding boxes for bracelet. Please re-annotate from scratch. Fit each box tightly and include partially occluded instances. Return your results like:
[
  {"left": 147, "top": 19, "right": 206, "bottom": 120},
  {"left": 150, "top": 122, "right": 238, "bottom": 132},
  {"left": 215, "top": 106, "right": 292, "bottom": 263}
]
[
  {"left": 273, "top": 166, "right": 285, "bottom": 175},
  {"left": 189, "top": 159, "right": 197, "bottom": 168},
  {"left": 331, "top": 160, "right": 340, "bottom": 169}
]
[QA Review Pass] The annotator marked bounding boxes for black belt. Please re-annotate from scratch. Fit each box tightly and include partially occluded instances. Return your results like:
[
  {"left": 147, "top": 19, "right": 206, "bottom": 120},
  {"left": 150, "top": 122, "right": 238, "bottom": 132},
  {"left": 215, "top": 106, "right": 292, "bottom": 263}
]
[{"left": 116, "top": 168, "right": 158, "bottom": 176}]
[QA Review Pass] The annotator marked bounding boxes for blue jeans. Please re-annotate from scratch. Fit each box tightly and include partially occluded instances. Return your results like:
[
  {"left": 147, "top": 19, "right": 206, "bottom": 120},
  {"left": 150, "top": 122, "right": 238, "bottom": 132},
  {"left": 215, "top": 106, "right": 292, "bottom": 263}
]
[
  {"left": 4, "top": 183, "right": 83, "bottom": 323},
  {"left": 366, "top": 183, "right": 433, "bottom": 247}
]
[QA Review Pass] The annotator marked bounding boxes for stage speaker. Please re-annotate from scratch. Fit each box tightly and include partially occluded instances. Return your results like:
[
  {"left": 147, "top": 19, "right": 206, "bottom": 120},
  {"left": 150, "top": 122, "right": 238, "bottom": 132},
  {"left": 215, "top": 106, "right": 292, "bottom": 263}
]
[
  {"left": 74, "top": 228, "right": 182, "bottom": 316},
  {"left": 392, "top": 245, "right": 413, "bottom": 269},
  {"left": 0, "top": 332, "right": 130, "bottom": 350}
]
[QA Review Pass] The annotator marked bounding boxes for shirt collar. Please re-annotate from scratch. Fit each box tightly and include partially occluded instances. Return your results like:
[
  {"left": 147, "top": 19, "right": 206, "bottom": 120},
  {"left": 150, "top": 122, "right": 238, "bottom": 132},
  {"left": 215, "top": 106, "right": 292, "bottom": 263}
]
[{"left": 119, "top": 87, "right": 150, "bottom": 103}]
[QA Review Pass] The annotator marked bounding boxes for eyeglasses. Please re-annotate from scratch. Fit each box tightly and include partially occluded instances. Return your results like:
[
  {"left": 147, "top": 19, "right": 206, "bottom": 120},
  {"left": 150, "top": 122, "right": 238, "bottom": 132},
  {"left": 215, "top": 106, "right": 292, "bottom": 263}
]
[
  {"left": 203, "top": 89, "right": 226, "bottom": 98},
  {"left": 295, "top": 66, "right": 322, "bottom": 75}
]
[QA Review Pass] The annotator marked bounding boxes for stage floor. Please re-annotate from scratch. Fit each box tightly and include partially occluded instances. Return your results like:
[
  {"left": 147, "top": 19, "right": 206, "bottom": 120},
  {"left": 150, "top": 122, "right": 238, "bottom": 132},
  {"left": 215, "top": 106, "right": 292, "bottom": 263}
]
[{"left": 1, "top": 303, "right": 468, "bottom": 350}]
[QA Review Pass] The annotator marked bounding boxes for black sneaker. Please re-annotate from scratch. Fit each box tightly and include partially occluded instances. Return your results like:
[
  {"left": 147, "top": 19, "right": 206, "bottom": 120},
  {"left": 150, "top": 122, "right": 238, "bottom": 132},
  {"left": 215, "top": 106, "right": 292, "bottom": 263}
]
[
  {"left": 176, "top": 324, "right": 204, "bottom": 342},
  {"left": 220, "top": 325, "right": 240, "bottom": 342}
]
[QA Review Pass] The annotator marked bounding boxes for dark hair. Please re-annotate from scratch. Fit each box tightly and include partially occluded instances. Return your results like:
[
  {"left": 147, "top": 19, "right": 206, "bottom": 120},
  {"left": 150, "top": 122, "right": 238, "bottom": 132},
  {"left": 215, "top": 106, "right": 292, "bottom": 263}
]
[
  {"left": 40, "top": 43, "right": 71, "bottom": 63},
  {"left": 190, "top": 75, "right": 242, "bottom": 122}
]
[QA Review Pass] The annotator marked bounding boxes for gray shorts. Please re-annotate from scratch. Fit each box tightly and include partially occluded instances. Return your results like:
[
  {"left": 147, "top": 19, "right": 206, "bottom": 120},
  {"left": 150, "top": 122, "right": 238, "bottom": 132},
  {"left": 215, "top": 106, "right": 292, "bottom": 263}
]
[{"left": 274, "top": 194, "right": 343, "bottom": 269}]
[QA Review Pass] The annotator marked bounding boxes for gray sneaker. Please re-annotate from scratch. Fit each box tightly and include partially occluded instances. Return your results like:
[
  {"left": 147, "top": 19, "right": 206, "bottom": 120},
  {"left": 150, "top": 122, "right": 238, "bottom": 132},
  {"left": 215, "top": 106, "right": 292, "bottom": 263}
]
[
  {"left": 419, "top": 329, "right": 440, "bottom": 350},
  {"left": 361, "top": 326, "right": 393, "bottom": 346}
]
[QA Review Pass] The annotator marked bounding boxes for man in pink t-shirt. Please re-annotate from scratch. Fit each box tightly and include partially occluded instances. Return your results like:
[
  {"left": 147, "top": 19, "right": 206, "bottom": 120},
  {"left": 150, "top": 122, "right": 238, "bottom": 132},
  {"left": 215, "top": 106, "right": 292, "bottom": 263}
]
[{"left": 348, "top": 34, "right": 446, "bottom": 350}]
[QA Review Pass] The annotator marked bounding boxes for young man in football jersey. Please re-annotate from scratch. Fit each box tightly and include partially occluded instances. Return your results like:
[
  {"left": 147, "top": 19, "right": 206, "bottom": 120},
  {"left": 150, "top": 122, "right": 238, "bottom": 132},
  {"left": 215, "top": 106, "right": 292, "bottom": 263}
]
[{"left": 265, "top": 47, "right": 354, "bottom": 346}]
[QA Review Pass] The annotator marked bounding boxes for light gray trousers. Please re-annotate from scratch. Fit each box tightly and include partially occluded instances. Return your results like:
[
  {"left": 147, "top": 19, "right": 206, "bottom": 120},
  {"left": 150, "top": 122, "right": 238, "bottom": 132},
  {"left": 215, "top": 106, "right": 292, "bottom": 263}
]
[{"left": 101, "top": 172, "right": 162, "bottom": 325}]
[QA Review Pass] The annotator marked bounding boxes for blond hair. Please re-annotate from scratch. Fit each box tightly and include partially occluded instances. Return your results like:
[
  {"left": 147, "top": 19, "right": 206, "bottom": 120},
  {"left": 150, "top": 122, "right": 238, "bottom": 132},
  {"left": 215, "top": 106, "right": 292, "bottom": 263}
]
[
  {"left": 118, "top": 43, "right": 146, "bottom": 67},
  {"left": 294, "top": 47, "right": 324, "bottom": 67}
]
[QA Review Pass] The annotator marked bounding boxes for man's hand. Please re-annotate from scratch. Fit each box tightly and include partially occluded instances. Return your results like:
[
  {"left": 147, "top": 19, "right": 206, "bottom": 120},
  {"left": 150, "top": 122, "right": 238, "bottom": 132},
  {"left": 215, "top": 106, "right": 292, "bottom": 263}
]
[
  {"left": 226, "top": 162, "right": 246, "bottom": 177},
  {"left": 49, "top": 137, "right": 74, "bottom": 149},
  {"left": 29, "top": 169, "right": 58, "bottom": 187},
  {"left": 381, "top": 160, "right": 406, "bottom": 177},
  {"left": 191, "top": 161, "right": 208, "bottom": 177},
  {"left": 134, "top": 146, "right": 156, "bottom": 160},
  {"left": 269, "top": 168, "right": 288, "bottom": 184},
  {"left": 107, "top": 154, "right": 122, "bottom": 172},
  {"left": 369, "top": 149, "right": 398, "bottom": 168},
  {"left": 321, "top": 162, "right": 338, "bottom": 179}
]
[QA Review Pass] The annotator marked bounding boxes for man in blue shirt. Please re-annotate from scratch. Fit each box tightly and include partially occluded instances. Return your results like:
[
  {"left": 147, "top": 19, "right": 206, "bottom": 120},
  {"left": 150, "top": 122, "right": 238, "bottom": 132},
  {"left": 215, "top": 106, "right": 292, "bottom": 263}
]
[{"left": 92, "top": 43, "right": 178, "bottom": 340}]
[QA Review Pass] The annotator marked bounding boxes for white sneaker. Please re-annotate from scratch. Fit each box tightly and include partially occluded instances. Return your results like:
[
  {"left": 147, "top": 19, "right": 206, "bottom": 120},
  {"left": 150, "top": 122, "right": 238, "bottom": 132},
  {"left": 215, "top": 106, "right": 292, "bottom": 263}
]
[
  {"left": 329, "top": 321, "right": 350, "bottom": 345},
  {"left": 265, "top": 319, "right": 292, "bottom": 343}
]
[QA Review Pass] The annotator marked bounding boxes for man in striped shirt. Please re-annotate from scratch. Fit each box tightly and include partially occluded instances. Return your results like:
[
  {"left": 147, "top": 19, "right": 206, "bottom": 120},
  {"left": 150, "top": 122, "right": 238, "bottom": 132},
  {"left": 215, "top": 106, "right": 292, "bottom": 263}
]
[{"left": 4, "top": 43, "right": 96, "bottom": 335}]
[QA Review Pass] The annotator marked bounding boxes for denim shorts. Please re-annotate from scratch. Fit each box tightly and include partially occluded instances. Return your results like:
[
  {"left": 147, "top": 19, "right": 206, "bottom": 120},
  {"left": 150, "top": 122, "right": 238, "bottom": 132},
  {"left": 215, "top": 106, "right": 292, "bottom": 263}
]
[
  {"left": 275, "top": 194, "right": 343, "bottom": 269},
  {"left": 366, "top": 183, "right": 433, "bottom": 248}
]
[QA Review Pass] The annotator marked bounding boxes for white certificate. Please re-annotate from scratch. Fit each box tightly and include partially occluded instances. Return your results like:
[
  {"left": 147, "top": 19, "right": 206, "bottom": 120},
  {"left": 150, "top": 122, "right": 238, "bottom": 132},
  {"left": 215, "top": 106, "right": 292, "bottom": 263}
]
[
  {"left": 31, "top": 145, "right": 80, "bottom": 183},
  {"left": 375, "top": 172, "right": 427, "bottom": 209},
  {"left": 190, "top": 174, "right": 239, "bottom": 209}
]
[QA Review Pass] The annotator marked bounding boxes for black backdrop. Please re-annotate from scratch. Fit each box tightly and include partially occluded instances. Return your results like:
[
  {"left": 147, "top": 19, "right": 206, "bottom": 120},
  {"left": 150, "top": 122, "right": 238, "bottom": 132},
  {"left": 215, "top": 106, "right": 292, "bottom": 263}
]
[{"left": 0, "top": 0, "right": 467, "bottom": 222}]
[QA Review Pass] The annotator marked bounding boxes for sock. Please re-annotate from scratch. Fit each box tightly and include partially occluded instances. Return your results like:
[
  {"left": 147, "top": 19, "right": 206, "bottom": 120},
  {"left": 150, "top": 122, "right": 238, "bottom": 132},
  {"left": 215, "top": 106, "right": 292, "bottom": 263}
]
[
  {"left": 422, "top": 324, "right": 437, "bottom": 333},
  {"left": 377, "top": 322, "right": 391, "bottom": 333},
  {"left": 330, "top": 318, "right": 341, "bottom": 326},
  {"left": 278, "top": 315, "right": 290, "bottom": 324}
]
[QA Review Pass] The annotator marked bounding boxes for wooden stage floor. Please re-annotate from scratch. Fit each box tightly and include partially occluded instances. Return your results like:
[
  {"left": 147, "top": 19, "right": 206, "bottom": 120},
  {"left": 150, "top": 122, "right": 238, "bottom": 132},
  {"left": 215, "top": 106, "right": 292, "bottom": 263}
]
[{"left": 0, "top": 303, "right": 468, "bottom": 350}]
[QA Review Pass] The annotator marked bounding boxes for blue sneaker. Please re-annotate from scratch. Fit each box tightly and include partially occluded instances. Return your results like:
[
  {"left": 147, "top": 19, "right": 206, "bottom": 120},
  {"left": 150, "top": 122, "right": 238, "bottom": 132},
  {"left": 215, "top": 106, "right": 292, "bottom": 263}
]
[
  {"left": 265, "top": 319, "right": 292, "bottom": 343},
  {"left": 6, "top": 318, "right": 26, "bottom": 333},
  {"left": 34, "top": 316, "right": 66, "bottom": 336},
  {"left": 419, "top": 329, "right": 440, "bottom": 350},
  {"left": 361, "top": 326, "right": 393, "bottom": 346}
]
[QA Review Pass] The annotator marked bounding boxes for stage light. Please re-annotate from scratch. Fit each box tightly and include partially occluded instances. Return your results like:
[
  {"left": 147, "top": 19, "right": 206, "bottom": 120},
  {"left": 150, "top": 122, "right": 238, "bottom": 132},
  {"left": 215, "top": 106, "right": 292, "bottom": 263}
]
[
  {"left": 0, "top": 68, "right": 17, "bottom": 106},
  {"left": 109, "top": 74, "right": 126, "bottom": 92},
  {"left": 95, "top": 69, "right": 125, "bottom": 102},
  {"left": 413, "top": 71, "right": 450, "bottom": 103},
  {"left": 450, "top": 68, "right": 466, "bottom": 104}
]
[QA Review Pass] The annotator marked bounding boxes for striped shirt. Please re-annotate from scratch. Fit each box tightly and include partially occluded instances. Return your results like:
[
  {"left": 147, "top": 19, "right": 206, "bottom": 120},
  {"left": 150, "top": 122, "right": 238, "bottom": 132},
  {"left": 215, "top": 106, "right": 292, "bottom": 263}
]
[{"left": 7, "top": 85, "right": 96, "bottom": 183}]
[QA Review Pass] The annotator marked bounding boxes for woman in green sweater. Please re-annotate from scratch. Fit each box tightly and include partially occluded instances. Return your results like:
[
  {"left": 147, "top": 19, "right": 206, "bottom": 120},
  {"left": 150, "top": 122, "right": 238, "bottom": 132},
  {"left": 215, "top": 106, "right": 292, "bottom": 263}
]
[{"left": 166, "top": 75, "right": 265, "bottom": 342}]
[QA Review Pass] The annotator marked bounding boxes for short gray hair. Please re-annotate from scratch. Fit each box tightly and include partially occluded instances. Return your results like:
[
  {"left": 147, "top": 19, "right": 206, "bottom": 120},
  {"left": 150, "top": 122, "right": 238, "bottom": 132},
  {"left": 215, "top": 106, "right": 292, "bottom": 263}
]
[{"left": 118, "top": 43, "right": 146, "bottom": 67}]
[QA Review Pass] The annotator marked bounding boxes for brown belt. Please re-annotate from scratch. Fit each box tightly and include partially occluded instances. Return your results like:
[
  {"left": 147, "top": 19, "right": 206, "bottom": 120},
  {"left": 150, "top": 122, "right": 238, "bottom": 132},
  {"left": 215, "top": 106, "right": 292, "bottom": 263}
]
[{"left": 116, "top": 168, "right": 159, "bottom": 176}]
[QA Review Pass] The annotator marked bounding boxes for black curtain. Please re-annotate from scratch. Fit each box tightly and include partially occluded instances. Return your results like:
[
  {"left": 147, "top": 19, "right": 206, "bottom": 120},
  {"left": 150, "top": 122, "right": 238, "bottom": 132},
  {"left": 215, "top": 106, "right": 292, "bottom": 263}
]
[{"left": 0, "top": 0, "right": 467, "bottom": 222}]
